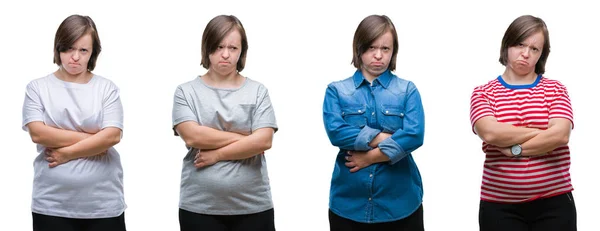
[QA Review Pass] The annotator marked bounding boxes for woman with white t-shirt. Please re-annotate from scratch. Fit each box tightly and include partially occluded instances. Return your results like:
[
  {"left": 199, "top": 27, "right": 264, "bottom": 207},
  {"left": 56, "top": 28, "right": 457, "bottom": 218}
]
[{"left": 22, "top": 14, "right": 126, "bottom": 231}]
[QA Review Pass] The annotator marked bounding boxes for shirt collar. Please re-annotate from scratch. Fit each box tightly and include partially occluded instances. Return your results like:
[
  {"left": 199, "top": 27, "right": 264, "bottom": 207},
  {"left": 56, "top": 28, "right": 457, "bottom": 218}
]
[{"left": 352, "top": 69, "right": 393, "bottom": 89}]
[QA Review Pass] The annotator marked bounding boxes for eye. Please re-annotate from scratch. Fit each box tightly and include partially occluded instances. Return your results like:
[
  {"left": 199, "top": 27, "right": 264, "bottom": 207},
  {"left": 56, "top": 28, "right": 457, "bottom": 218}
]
[
  {"left": 532, "top": 47, "right": 540, "bottom": 52},
  {"left": 229, "top": 46, "right": 238, "bottom": 50},
  {"left": 369, "top": 46, "right": 376, "bottom": 50},
  {"left": 80, "top": 48, "right": 88, "bottom": 53},
  {"left": 217, "top": 45, "right": 224, "bottom": 50},
  {"left": 382, "top": 47, "right": 391, "bottom": 51}
]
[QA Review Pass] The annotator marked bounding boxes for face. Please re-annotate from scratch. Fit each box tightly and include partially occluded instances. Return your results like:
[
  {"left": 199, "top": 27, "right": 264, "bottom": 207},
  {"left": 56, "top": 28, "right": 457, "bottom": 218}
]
[
  {"left": 360, "top": 31, "right": 394, "bottom": 80},
  {"left": 209, "top": 29, "right": 242, "bottom": 75},
  {"left": 60, "top": 33, "right": 93, "bottom": 76},
  {"left": 506, "top": 31, "right": 544, "bottom": 75}
]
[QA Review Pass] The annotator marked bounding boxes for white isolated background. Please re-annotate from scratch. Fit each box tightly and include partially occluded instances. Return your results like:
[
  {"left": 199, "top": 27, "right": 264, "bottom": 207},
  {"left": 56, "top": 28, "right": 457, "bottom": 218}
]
[{"left": 1, "top": 0, "right": 598, "bottom": 230}]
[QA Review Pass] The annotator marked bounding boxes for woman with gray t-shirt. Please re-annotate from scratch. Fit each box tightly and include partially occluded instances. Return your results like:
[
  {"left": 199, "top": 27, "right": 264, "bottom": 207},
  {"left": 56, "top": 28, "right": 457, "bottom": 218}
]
[
  {"left": 22, "top": 15, "right": 126, "bottom": 231},
  {"left": 172, "top": 15, "right": 278, "bottom": 231}
]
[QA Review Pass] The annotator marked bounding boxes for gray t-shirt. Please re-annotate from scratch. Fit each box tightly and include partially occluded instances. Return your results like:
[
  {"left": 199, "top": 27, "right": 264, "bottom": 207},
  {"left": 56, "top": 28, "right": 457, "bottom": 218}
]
[
  {"left": 22, "top": 73, "right": 125, "bottom": 218},
  {"left": 172, "top": 76, "right": 278, "bottom": 215}
]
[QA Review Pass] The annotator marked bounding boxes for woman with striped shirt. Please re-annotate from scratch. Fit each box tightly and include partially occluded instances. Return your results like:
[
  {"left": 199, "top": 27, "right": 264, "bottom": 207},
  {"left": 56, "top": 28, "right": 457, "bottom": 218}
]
[{"left": 470, "top": 15, "right": 576, "bottom": 231}]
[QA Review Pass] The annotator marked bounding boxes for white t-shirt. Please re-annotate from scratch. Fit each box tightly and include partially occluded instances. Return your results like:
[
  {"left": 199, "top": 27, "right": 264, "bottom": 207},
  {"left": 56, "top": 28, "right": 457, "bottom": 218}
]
[{"left": 22, "top": 73, "right": 126, "bottom": 218}]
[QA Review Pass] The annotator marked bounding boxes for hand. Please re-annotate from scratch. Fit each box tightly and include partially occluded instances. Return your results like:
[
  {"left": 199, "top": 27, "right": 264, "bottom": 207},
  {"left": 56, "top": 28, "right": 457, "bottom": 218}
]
[
  {"left": 45, "top": 147, "right": 73, "bottom": 168},
  {"left": 345, "top": 149, "right": 388, "bottom": 173},
  {"left": 194, "top": 149, "right": 221, "bottom": 168},
  {"left": 369, "top": 132, "right": 392, "bottom": 148}
]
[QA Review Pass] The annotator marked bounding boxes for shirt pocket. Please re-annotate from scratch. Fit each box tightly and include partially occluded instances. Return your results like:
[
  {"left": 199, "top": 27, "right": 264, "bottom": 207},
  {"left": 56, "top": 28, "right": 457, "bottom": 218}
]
[
  {"left": 341, "top": 105, "right": 367, "bottom": 128},
  {"left": 228, "top": 104, "right": 256, "bottom": 134},
  {"left": 380, "top": 105, "right": 405, "bottom": 132}
]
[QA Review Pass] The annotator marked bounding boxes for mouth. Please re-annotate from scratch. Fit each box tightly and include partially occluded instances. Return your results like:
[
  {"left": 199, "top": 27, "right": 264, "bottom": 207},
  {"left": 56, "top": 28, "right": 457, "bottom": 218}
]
[
  {"left": 371, "top": 62, "right": 384, "bottom": 67},
  {"left": 516, "top": 60, "right": 529, "bottom": 65}
]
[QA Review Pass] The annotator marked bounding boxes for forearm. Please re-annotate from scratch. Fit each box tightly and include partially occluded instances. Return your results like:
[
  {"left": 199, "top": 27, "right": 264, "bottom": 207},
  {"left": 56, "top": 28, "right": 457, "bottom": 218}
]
[
  {"left": 216, "top": 128, "right": 274, "bottom": 161},
  {"left": 521, "top": 127, "right": 570, "bottom": 157},
  {"left": 62, "top": 127, "right": 121, "bottom": 159},
  {"left": 27, "top": 122, "right": 91, "bottom": 148},
  {"left": 177, "top": 121, "right": 245, "bottom": 149},
  {"left": 369, "top": 148, "right": 390, "bottom": 163},
  {"left": 475, "top": 118, "right": 541, "bottom": 147}
]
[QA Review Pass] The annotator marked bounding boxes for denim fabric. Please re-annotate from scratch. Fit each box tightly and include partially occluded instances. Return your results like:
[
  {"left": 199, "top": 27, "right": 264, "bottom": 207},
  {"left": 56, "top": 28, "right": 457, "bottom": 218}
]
[{"left": 323, "top": 69, "right": 425, "bottom": 223}]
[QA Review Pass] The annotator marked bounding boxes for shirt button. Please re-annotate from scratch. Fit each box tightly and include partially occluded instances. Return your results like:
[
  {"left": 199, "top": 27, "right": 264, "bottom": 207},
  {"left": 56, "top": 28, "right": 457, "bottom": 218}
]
[
  {"left": 371, "top": 112, "right": 375, "bottom": 116},
  {"left": 385, "top": 110, "right": 389, "bottom": 114},
  {"left": 358, "top": 110, "right": 362, "bottom": 113},
  {"left": 369, "top": 174, "right": 373, "bottom": 178},
  {"left": 368, "top": 197, "right": 372, "bottom": 201},
  {"left": 399, "top": 113, "right": 404, "bottom": 117}
]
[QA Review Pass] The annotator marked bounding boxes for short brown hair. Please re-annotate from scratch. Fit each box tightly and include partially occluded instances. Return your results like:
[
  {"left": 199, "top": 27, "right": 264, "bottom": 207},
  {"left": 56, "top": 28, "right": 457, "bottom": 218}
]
[
  {"left": 499, "top": 15, "right": 550, "bottom": 74},
  {"left": 352, "top": 15, "right": 399, "bottom": 71},
  {"left": 200, "top": 15, "right": 248, "bottom": 72},
  {"left": 53, "top": 15, "right": 102, "bottom": 71}
]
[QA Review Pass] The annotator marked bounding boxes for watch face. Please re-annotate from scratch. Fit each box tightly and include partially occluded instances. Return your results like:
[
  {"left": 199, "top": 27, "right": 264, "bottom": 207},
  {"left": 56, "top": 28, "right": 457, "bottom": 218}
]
[{"left": 511, "top": 145, "right": 522, "bottom": 155}]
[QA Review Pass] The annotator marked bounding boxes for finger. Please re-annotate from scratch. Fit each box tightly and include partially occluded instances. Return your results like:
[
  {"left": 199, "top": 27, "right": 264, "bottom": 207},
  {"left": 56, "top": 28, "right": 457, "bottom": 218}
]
[
  {"left": 347, "top": 151, "right": 353, "bottom": 156},
  {"left": 344, "top": 156, "right": 351, "bottom": 161},
  {"left": 350, "top": 166, "right": 360, "bottom": 173},
  {"left": 49, "top": 162, "right": 58, "bottom": 168},
  {"left": 45, "top": 157, "right": 53, "bottom": 162},
  {"left": 194, "top": 162, "right": 206, "bottom": 168},
  {"left": 345, "top": 161, "right": 356, "bottom": 168}
]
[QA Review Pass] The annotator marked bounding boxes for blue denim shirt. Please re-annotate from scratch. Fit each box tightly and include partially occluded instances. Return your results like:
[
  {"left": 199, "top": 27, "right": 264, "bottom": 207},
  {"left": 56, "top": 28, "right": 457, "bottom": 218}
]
[{"left": 323, "top": 69, "right": 425, "bottom": 223}]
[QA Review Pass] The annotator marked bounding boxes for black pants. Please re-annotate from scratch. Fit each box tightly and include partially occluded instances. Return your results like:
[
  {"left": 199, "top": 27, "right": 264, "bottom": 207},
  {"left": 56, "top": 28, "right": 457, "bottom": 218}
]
[
  {"left": 32, "top": 212, "right": 126, "bottom": 231},
  {"left": 329, "top": 204, "right": 424, "bottom": 231},
  {"left": 479, "top": 192, "right": 577, "bottom": 231},
  {"left": 179, "top": 208, "right": 275, "bottom": 231}
]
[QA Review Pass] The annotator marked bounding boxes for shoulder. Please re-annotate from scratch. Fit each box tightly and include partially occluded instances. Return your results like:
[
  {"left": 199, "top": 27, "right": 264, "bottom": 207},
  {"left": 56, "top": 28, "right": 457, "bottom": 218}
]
[
  {"left": 175, "top": 77, "right": 201, "bottom": 92},
  {"left": 390, "top": 74, "right": 416, "bottom": 91},
  {"left": 539, "top": 76, "right": 568, "bottom": 91},
  {"left": 327, "top": 75, "right": 355, "bottom": 93},
  {"left": 472, "top": 77, "right": 501, "bottom": 94},
  {"left": 25, "top": 74, "right": 54, "bottom": 91},
  {"left": 92, "top": 74, "right": 120, "bottom": 90}
]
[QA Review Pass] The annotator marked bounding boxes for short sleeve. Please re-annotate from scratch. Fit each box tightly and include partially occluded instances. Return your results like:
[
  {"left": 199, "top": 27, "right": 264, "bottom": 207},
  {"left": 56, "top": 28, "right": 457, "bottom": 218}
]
[
  {"left": 22, "top": 82, "right": 45, "bottom": 131},
  {"left": 548, "top": 83, "right": 574, "bottom": 128},
  {"left": 172, "top": 85, "right": 199, "bottom": 136},
  {"left": 252, "top": 86, "right": 278, "bottom": 132},
  {"left": 102, "top": 84, "right": 124, "bottom": 131},
  {"left": 470, "top": 87, "right": 494, "bottom": 134}
]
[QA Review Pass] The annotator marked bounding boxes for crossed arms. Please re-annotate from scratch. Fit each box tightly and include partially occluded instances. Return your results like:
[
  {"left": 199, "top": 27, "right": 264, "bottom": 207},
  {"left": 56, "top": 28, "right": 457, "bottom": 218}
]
[
  {"left": 474, "top": 116, "right": 572, "bottom": 157},
  {"left": 175, "top": 121, "right": 275, "bottom": 168},
  {"left": 26, "top": 121, "right": 121, "bottom": 167}
]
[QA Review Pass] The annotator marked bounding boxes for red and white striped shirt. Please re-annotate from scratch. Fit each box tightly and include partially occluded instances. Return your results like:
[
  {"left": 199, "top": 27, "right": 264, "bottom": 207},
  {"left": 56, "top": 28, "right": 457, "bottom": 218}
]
[{"left": 470, "top": 75, "right": 574, "bottom": 203}]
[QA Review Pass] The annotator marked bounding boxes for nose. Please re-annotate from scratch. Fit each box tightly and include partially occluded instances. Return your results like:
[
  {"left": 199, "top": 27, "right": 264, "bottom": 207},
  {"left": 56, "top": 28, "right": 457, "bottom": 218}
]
[
  {"left": 221, "top": 48, "right": 230, "bottom": 59},
  {"left": 374, "top": 48, "right": 383, "bottom": 59},
  {"left": 72, "top": 50, "right": 80, "bottom": 61},
  {"left": 521, "top": 47, "right": 530, "bottom": 58}
]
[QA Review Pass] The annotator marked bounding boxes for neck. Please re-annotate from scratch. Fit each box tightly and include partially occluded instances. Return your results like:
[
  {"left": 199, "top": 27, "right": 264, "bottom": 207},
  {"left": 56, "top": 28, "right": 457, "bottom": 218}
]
[
  {"left": 54, "top": 68, "right": 92, "bottom": 84},
  {"left": 501, "top": 68, "right": 538, "bottom": 85},
  {"left": 202, "top": 69, "right": 243, "bottom": 88}
]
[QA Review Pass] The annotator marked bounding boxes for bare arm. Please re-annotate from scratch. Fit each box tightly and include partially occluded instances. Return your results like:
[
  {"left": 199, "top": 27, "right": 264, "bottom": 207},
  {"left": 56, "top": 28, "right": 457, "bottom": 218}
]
[
  {"left": 26, "top": 121, "right": 92, "bottom": 148},
  {"left": 194, "top": 128, "right": 274, "bottom": 168},
  {"left": 520, "top": 118, "right": 572, "bottom": 156},
  {"left": 45, "top": 127, "right": 121, "bottom": 167},
  {"left": 474, "top": 116, "right": 541, "bottom": 147},
  {"left": 175, "top": 121, "right": 245, "bottom": 150}
]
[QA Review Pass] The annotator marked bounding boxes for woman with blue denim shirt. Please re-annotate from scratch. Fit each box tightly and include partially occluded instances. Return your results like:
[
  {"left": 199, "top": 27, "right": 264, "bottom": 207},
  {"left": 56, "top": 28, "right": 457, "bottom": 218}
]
[{"left": 323, "top": 15, "right": 425, "bottom": 231}]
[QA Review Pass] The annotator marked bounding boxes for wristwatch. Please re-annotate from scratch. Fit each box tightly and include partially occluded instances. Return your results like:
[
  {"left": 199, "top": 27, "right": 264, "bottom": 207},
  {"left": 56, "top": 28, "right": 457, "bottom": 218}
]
[{"left": 511, "top": 144, "right": 522, "bottom": 157}]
